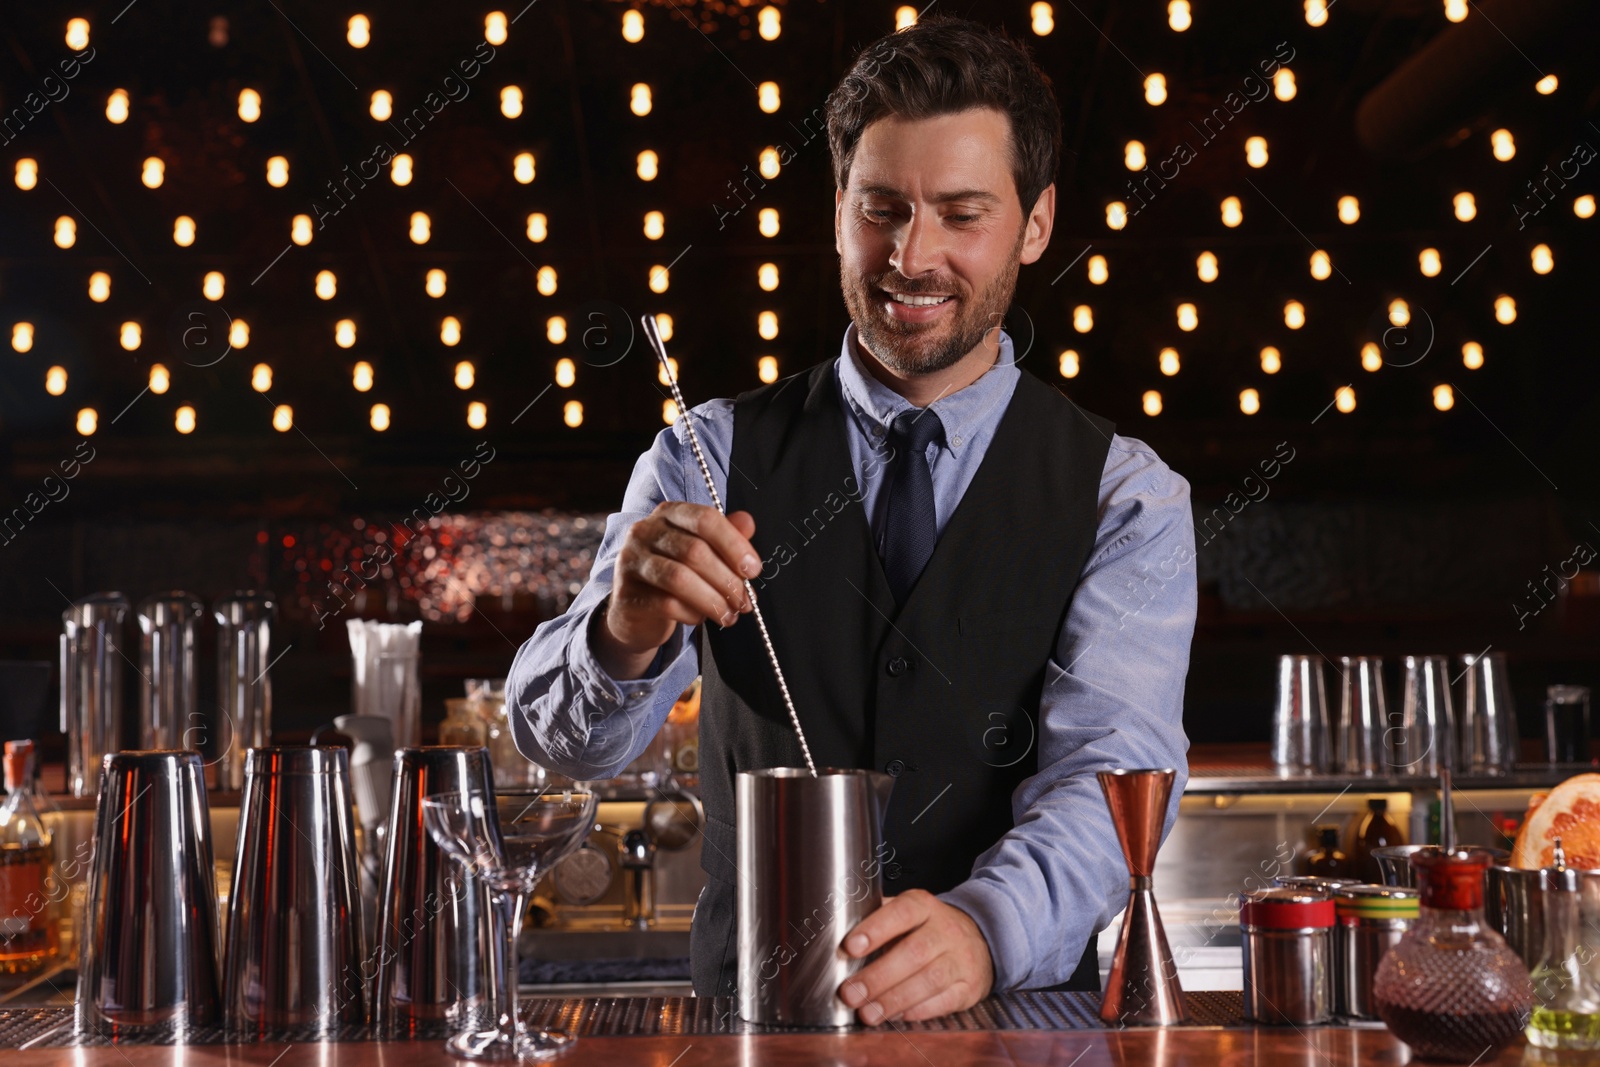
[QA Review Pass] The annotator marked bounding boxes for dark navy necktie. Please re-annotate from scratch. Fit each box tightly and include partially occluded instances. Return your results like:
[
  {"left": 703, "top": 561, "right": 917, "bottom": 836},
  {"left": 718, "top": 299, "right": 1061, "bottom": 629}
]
[{"left": 882, "top": 407, "right": 945, "bottom": 606}]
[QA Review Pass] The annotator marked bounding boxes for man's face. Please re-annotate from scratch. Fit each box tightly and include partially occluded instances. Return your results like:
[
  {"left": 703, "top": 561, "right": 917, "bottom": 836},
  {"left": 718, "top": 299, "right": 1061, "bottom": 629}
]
[{"left": 835, "top": 106, "right": 1053, "bottom": 378}]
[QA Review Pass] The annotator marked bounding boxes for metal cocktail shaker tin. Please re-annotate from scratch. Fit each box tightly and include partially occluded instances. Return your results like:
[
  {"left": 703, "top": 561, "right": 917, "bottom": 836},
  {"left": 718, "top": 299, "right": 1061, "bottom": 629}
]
[
  {"left": 1332, "top": 884, "right": 1418, "bottom": 1019},
  {"left": 1241, "top": 887, "right": 1335, "bottom": 1025},
  {"left": 59, "top": 592, "right": 130, "bottom": 798},
  {"left": 735, "top": 767, "right": 894, "bottom": 1028},
  {"left": 137, "top": 592, "right": 205, "bottom": 750},
  {"left": 213, "top": 592, "right": 275, "bottom": 791}
]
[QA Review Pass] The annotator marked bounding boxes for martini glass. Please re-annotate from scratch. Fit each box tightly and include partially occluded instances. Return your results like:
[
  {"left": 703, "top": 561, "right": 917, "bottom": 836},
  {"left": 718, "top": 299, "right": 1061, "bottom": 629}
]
[{"left": 424, "top": 786, "right": 599, "bottom": 1061}]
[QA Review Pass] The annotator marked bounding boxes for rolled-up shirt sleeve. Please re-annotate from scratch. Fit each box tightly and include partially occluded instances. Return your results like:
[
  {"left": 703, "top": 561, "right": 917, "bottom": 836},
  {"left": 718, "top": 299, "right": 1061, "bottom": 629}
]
[
  {"left": 939, "top": 435, "right": 1197, "bottom": 991},
  {"left": 506, "top": 399, "right": 733, "bottom": 780}
]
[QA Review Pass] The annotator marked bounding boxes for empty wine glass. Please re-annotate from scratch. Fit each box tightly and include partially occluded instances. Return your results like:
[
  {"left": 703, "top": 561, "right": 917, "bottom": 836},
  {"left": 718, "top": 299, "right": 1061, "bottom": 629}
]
[{"left": 423, "top": 786, "right": 599, "bottom": 1061}]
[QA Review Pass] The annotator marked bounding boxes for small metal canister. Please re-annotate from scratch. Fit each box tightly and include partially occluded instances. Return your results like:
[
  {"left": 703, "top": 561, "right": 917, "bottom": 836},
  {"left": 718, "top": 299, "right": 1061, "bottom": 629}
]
[
  {"left": 1241, "top": 887, "right": 1335, "bottom": 1025},
  {"left": 1333, "top": 884, "right": 1418, "bottom": 1019},
  {"left": 1274, "top": 875, "right": 1363, "bottom": 894}
]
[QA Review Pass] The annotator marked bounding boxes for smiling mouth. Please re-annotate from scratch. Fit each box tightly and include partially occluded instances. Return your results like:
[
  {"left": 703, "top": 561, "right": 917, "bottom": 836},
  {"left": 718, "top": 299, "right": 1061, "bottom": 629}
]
[{"left": 878, "top": 287, "right": 955, "bottom": 308}]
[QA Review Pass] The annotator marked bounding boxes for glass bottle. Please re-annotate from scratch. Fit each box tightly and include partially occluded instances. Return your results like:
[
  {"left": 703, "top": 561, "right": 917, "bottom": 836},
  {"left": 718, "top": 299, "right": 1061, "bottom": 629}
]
[
  {"left": 1348, "top": 797, "right": 1405, "bottom": 883},
  {"left": 440, "top": 697, "right": 489, "bottom": 746},
  {"left": 1303, "top": 825, "right": 1351, "bottom": 878},
  {"left": 0, "top": 740, "right": 61, "bottom": 975},
  {"left": 1527, "top": 838, "right": 1600, "bottom": 1049},
  {"left": 1373, "top": 847, "right": 1533, "bottom": 1062}
]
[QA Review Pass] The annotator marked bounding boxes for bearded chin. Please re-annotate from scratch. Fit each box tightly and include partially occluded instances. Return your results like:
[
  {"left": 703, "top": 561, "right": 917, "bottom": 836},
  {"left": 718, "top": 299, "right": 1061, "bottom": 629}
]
[{"left": 844, "top": 257, "right": 1021, "bottom": 378}]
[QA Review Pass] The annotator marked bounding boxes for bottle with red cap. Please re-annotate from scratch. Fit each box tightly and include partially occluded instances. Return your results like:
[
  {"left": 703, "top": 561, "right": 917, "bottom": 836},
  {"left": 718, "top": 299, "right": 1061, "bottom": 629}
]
[
  {"left": 0, "top": 740, "right": 61, "bottom": 974},
  {"left": 1373, "top": 847, "right": 1533, "bottom": 1062}
]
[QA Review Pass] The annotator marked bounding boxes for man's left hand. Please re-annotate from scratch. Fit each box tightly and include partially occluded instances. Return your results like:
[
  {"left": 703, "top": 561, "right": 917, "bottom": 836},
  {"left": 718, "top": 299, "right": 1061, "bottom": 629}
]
[{"left": 837, "top": 889, "right": 995, "bottom": 1024}]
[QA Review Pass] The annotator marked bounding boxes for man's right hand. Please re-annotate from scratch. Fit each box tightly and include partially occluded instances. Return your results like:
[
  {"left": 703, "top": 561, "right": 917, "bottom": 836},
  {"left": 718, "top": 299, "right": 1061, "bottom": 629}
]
[{"left": 593, "top": 501, "right": 761, "bottom": 680}]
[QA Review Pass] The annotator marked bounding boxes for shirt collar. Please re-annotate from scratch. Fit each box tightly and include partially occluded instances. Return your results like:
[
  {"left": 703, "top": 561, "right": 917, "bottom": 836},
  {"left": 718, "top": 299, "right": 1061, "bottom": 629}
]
[{"left": 835, "top": 320, "right": 1020, "bottom": 455}]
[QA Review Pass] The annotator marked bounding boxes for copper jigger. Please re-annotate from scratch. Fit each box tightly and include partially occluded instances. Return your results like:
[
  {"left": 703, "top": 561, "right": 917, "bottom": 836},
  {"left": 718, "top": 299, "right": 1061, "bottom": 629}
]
[{"left": 1097, "top": 767, "right": 1189, "bottom": 1026}]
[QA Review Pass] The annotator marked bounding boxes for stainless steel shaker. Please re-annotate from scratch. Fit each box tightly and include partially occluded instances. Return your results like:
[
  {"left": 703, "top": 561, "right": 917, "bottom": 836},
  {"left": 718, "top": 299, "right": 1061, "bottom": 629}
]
[
  {"left": 1456, "top": 651, "right": 1519, "bottom": 775},
  {"left": 1333, "top": 884, "right": 1418, "bottom": 1019},
  {"left": 137, "top": 592, "right": 205, "bottom": 751},
  {"left": 59, "top": 592, "right": 131, "bottom": 797},
  {"left": 1272, "top": 655, "right": 1330, "bottom": 775},
  {"left": 1336, "top": 656, "right": 1387, "bottom": 777},
  {"left": 373, "top": 746, "right": 494, "bottom": 1033},
  {"left": 222, "top": 746, "right": 366, "bottom": 1031},
  {"left": 736, "top": 768, "right": 894, "bottom": 1028},
  {"left": 213, "top": 592, "right": 275, "bottom": 790},
  {"left": 1240, "top": 887, "right": 1334, "bottom": 1025},
  {"left": 75, "top": 750, "right": 222, "bottom": 1035}
]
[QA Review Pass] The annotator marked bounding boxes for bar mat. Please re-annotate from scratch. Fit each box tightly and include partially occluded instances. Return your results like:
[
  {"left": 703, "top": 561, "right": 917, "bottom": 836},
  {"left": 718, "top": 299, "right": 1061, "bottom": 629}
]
[{"left": 0, "top": 992, "right": 1246, "bottom": 1047}]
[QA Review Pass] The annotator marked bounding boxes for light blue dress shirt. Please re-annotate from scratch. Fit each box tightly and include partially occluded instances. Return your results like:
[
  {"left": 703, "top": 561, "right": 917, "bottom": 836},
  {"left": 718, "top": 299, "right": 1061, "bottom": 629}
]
[{"left": 507, "top": 322, "right": 1197, "bottom": 991}]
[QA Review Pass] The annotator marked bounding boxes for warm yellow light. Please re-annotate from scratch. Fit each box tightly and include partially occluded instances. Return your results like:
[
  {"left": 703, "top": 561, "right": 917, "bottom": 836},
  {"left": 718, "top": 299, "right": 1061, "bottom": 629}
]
[
  {"left": 631, "top": 83, "right": 653, "bottom": 117},
  {"left": 1304, "top": 0, "right": 1329, "bottom": 27},
  {"left": 1240, "top": 388, "right": 1261, "bottom": 415},
  {"left": 88, "top": 272, "right": 110, "bottom": 302},
  {"left": 202, "top": 271, "right": 224, "bottom": 301},
  {"left": 1453, "top": 191, "right": 1476, "bottom": 221},
  {"left": 173, "top": 215, "right": 196, "bottom": 246},
  {"left": 390, "top": 154, "right": 413, "bottom": 186},
  {"left": 149, "top": 364, "right": 169, "bottom": 394},
  {"left": 555, "top": 357, "right": 576, "bottom": 387},
  {"left": 120, "top": 322, "right": 141, "bottom": 351},
  {"left": 440, "top": 317, "right": 461, "bottom": 346},
  {"left": 643, "top": 210, "right": 665, "bottom": 240},
  {"left": 54, "top": 216, "right": 76, "bottom": 248},
  {"left": 1105, "top": 201, "right": 1127, "bottom": 230},
  {"left": 335, "top": 319, "right": 357, "bottom": 348},
  {"left": 106, "top": 88, "right": 129, "bottom": 124},
  {"left": 11, "top": 322, "right": 33, "bottom": 353},
  {"left": 315, "top": 270, "right": 337, "bottom": 300},
  {"left": 1245, "top": 136, "right": 1269, "bottom": 168},
  {"left": 45, "top": 365, "right": 67, "bottom": 396},
  {"left": 1031, "top": 2, "right": 1055, "bottom": 35},
  {"left": 1221, "top": 196, "right": 1243, "bottom": 227},
  {"left": 486, "top": 11, "right": 508, "bottom": 45},
  {"left": 66, "top": 18, "right": 90, "bottom": 50},
  {"left": 272, "top": 405, "right": 292, "bottom": 432},
  {"left": 663, "top": 398, "right": 678, "bottom": 424},
  {"left": 467, "top": 401, "right": 487, "bottom": 430},
  {"left": 353, "top": 362, "right": 374, "bottom": 391},
  {"left": 263, "top": 155, "right": 289, "bottom": 188},
  {"left": 1444, "top": 0, "right": 1467, "bottom": 22},
  {"left": 1087, "top": 255, "right": 1108, "bottom": 285},
  {"left": 1284, "top": 300, "right": 1305, "bottom": 329},
  {"left": 370, "top": 403, "right": 390, "bottom": 431},
  {"left": 1335, "top": 385, "right": 1356, "bottom": 413},
  {"left": 758, "top": 81, "right": 780, "bottom": 114},
  {"left": 1059, "top": 350, "right": 1080, "bottom": 378},
  {"left": 175, "top": 406, "right": 196, "bottom": 435},
  {"left": 1536, "top": 74, "right": 1559, "bottom": 95},
  {"left": 454, "top": 361, "right": 474, "bottom": 389},
  {"left": 1176, "top": 303, "right": 1198, "bottom": 331},
  {"left": 1309, "top": 250, "right": 1331, "bottom": 281},
  {"left": 563, "top": 400, "right": 584, "bottom": 428},
  {"left": 1159, "top": 348, "right": 1180, "bottom": 376},
  {"left": 547, "top": 316, "right": 567, "bottom": 345},
  {"left": 1196, "top": 251, "right": 1218, "bottom": 283},
  {"left": 622, "top": 10, "right": 644, "bottom": 43},
  {"left": 1260, "top": 346, "right": 1281, "bottom": 374},
  {"left": 1419, "top": 248, "right": 1441, "bottom": 277},
  {"left": 1144, "top": 73, "right": 1167, "bottom": 106},
  {"left": 1273, "top": 69, "right": 1296, "bottom": 102},
  {"left": 14, "top": 158, "right": 37, "bottom": 190},
  {"left": 759, "top": 146, "right": 781, "bottom": 180},
  {"left": 531, "top": 265, "right": 555, "bottom": 297},
  {"left": 895, "top": 6, "right": 918, "bottom": 31},
  {"left": 1576, "top": 194, "right": 1596, "bottom": 219},
  {"left": 76, "top": 408, "right": 98, "bottom": 435},
  {"left": 1361, "top": 342, "right": 1383, "bottom": 372},
  {"left": 1494, "top": 295, "right": 1517, "bottom": 324},
  {"left": 229, "top": 320, "right": 249, "bottom": 348},
  {"left": 1463, "top": 341, "right": 1484, "bottom": 369},
  {"left": 1073, "top": 305, "right": 1094, "bottom": 333},
  {"left": 500, "top": 86, "right": 523, "bottom": 119},
  {"left": 649, "top": 265, "right": 670, "bottom": 294},
  {"left": 1490, "top": 129, "right": 1515, "bottom": 162},
  {"left": 251, "top": 363, "right": 272, "bottom": 392},
  {"left": 758, "top": 6, "right": 781, "bottom": 40},
  {"left": 1428, "top": 383, "right": 1455, "bottom": 411},
  {"left": 656, "top": 357, "right": 679, "bottom": 386},
  {"left": 141, "top": 157, "right": 164, "bottom": 189},
  {"left": 1124, "top": 141, "right": 1146, "bottom": 170},
  {"left": 522, "top": 213, "right": 548, "bottom": 244},
  {"left": 636, "top": 150, "right": 658, "bottom": 181},
  {"left": 758, "top": 355, "right": 780, "bottom": 383},
  {"left": 408, "top": 211, "right": 430, "bottom": 244},
  {"left": 654, "top": 313, "right": 673, "bottom": 341},
  {"left": 758, "top": 262, "right": 780, "bottom": 291},
  {"left": 370, "top": 91, "right": 392, "bottom": 121},
  {"left": 237, "top": 88, "right": 260, "bottom": 122},
  {"left": 1337, "top": 196, "right": 1360, "bottom": 224},
  {"left": 291, "top": 214, "right": 312, "bottom": 246},
  {"left": 754, "top": 311, "right": 777, "bottom": 341},
  {"left": 347, "top": 14, "right": 370, "bottom": 47},
  {"left": 1142, "top": 390, "right": 1163, "bottom": 416},
  {"left": 1531, "top": 244, "right": 1554, "bottom": 274},
  {"left": 426, "top": 269, "right": 447, "bottom": 298},
  {"left": 1388, "top": 299, "right": 1409, "bottom": 327},
  {"left": 1167, "top": 0, "right": 1191, "bottom": 31}
]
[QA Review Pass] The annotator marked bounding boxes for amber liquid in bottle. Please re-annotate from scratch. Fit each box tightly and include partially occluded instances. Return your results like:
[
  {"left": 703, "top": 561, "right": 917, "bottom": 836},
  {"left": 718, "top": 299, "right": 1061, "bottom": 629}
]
[
  {"left": 1348, "top": 797, "right": 1405, "bottom": 883},
  {"left": 0, "top": 840, "right": 60, "bottom": 974}
]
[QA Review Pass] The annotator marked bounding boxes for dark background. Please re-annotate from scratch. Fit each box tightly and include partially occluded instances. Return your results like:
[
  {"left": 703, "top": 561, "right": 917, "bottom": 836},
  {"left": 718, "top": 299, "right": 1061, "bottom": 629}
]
[{"left": 2, "top": 0, "right": 1597, "bottom": 755}]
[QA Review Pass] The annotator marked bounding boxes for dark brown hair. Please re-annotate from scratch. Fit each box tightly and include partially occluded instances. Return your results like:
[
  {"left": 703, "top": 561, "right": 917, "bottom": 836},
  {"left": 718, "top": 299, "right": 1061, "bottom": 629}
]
[{"left": 825, "top": 15, "right": 1062, "bottom": 215}]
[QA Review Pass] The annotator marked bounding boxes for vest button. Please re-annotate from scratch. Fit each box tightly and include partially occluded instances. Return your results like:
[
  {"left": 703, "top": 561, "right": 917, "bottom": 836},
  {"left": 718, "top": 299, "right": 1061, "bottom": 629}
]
[
  {"left": 886, "top": 656, "right": 909, "bottom": 676},
  {"left": 885, "top": 759, "right": 905, "bottom": 777}
]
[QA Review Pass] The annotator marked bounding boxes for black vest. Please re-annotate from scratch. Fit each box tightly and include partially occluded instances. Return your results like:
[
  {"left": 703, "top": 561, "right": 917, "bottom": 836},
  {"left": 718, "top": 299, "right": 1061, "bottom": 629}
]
[{"left": 689, "top": 357, "right": 1114, "bottom": 996}]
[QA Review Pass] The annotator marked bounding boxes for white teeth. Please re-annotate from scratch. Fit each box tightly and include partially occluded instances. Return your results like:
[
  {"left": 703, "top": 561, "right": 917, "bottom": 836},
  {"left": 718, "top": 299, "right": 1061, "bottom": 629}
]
[{"left": 888, "top": 292, "right": 951, "bottom": 307}]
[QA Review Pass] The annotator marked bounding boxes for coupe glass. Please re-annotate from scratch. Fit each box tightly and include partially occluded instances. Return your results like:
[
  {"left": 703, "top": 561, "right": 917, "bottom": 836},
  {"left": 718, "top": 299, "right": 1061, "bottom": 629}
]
[{"left": 423, "top": 786, "right": 599, "bottom": 1061}]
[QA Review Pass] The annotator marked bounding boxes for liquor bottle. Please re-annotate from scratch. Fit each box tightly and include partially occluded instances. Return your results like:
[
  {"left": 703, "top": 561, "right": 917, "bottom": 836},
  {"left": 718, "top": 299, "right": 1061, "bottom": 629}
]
[
  {"left": 1302, "top": 826, "right": 1352, "bottom": 878},
  {"left": 0, "top": 740, "right": 61, "bottom": 974},
  {"left": 1348, "top": 797, "right": 1406, "bottom": 883}
]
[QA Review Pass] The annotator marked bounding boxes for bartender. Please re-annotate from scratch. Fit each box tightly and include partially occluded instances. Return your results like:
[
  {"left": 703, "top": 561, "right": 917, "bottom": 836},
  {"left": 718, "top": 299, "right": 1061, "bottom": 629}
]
[{"left": 507, "top": 15, "right": 1195, "bottom": 1024}]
